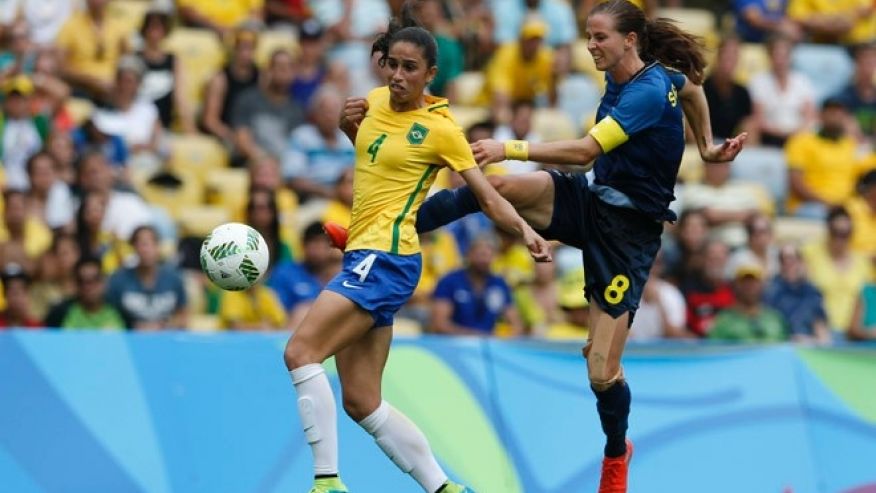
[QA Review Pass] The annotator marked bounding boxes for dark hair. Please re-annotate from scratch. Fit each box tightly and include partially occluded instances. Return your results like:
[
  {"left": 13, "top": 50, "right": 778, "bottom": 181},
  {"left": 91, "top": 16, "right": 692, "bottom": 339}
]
[
  {"left": 246, "top": 186, "right": 281, "bottom": 266},
  {"left": 139, "top": 10, "right": 171, "bottom": 38},
  {"left": 827, "top": 206, "right": 851, "bottom": 225},
  {"left": 303, "top": 221, "right": 327, "bottom": 244},
  {"left": 130, "top": 225, "right": 159, "bottom": 246},
  {"left": 466, "top": 120, "right": 495, "bottom": 142},
  {"left": 590, "top": 0, "right": 707, "bottom": 85},
  {"left": 2, "top": 189, "right": 25, "bottom": 205},
  {"left": 26, "top": 150, "right": 56, "bottom": 177},
  {"left": 858, "top": 169, "right": 876, "bottom": 193},
  {"left": 75, "top": 192, "right": 105, "bottom": 257},
  {"left": 372, "top": 3, "right": 437, "bottom": 68},
  {"left": 74, "top": 256, "right": 103, "bottom": 282}
]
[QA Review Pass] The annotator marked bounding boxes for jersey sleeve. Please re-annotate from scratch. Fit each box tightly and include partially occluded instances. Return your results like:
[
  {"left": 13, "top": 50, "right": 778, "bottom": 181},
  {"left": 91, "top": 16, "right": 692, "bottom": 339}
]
[
  {"left": 784, "top": 133, "right": 809, "bottom": 170},
  {"left": 435, "top": 122, "right": 477, "bottom": 173},
  {"left": 607, "top": 79, "right": 666, "bottom": 137},
  {"left": 667, "top": 70, "right": 687, "bottom": 92}
]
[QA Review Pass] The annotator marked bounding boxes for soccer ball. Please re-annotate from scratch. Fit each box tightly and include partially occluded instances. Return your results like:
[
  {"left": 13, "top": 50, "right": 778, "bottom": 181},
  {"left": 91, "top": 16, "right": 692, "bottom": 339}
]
[{"left": 200, "top": 223, "right": 270, "bottom": 291}]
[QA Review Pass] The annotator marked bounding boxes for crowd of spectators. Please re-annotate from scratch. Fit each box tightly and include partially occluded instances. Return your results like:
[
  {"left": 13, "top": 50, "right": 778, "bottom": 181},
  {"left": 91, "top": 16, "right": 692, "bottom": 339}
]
[{"left": 0, "top": 0, "right": 875, "bottom": 345}]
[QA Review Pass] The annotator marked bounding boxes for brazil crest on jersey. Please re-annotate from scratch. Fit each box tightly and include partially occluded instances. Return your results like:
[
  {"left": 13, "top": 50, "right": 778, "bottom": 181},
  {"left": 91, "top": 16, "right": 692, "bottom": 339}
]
[
  {"left": 589, "top": 62, "right": 687, "bottom": 221},
  {"left": 346, "top": 86, "right": 477, "bottom": 255}
]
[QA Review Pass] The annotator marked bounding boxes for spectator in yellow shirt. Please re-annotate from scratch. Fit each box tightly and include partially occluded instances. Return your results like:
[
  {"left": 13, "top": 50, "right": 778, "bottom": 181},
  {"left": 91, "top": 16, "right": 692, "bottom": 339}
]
[
  {"left": 785, "top": 98, "right": 869, "bottom": 219},
  {"left": 55, "top": 0, "right": 130, "bottom": 99},
  {"left": 219, "top": 285, "right": 286, "bottom": 330},
  {"left": 482, "top": 16, "right": 555, "bottom": 124},
  {"left": 847, "top": 169, "right": 876, "bottom": 260},
  {"left": 178, "top": 0, "right": 264, "bottom": 37},
  {"left": 803, "top": 207, "right": 873, "bottom": 332},
  {"left": 788, "top": 0, "right": 876, "bottom": 45},
  {"left": 0, "top": 190, "right": 51, "bottom": 275}
]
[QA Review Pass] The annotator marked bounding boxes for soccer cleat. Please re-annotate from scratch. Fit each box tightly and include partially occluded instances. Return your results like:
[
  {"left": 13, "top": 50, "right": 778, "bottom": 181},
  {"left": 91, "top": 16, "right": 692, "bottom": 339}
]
[
  {"left": 308, "top": 476, "right": 348, "bottom": 493},
  {"left": 597, "top": 439, "right": 634, "bottom": 493},
  {"left": 439, "top": 481, "right": 476, "bottom": 493},
  {"left": 323, "top": 222, "right": 348, "bottom": 251}
]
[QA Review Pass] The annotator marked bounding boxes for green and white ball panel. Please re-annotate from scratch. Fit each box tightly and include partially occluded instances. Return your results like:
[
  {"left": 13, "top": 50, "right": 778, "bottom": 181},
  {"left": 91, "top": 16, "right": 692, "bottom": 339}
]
[{"left": 200, "top": 222, "right": 271, "bottom": 291}]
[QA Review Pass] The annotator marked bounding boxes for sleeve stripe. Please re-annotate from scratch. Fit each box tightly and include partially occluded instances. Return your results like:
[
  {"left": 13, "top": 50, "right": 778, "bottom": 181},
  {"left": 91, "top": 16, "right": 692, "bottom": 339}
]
[{"left": 588, "top": 116, "right": 629, "bottom": 153}]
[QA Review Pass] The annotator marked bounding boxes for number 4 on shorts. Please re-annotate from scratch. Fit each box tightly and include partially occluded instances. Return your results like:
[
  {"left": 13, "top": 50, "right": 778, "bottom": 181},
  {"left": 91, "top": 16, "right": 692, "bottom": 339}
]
[{"left": 352, "top": 253, "right": 377, "bottom": 282}]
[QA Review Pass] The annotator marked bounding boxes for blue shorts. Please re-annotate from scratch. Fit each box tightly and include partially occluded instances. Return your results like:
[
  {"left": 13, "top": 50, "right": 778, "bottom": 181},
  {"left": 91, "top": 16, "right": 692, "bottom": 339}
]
[
  {"left": 539, "top": 170, "right": 664, "bottom": 320},
  {"left": 325, "top": 249, "right": 422, "bottom": 328}
]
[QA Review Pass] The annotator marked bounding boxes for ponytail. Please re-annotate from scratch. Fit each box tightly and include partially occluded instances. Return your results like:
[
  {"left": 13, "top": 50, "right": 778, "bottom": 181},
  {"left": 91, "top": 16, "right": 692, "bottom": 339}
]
[
  {"left": 641, "top": 18, "right": 707, "bottom": 85},
  {"left": 590, "top": 0, "right": 707, "bottom": 85},
  {"left": 371, "top": 1, "right": 421, "bottom": 66}
]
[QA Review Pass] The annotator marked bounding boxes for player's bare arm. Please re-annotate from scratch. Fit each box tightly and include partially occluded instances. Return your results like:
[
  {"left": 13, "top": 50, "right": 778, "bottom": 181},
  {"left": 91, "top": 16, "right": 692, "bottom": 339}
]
[
  {"left": 339, "top": 96, "right": 368, "bottom": 143},
  {"left": 678, "top": 77, "right": 748, "bottom": 162}
]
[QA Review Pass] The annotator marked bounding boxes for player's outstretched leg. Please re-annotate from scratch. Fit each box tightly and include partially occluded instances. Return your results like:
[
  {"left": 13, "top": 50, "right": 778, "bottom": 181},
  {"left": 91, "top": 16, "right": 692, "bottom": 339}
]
[
  {"left": 586, "top": 303, "right": 634, "bottom": 493},
  {"left": 337, "top": 331, "right": 475, "bottom": 493}
]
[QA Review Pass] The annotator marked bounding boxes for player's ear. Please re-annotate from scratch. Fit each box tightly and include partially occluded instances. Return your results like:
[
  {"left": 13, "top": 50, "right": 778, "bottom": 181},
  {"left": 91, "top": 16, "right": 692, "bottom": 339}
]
[
  {"left": 426, "top": 65, "right": 438, "bottom": 85},
  {"left": 625, "top": 31, "right": 637, "bottom": 51}
]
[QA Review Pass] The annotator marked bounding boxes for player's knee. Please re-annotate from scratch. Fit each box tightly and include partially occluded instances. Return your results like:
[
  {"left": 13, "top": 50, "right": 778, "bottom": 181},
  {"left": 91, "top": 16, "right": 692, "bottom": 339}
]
[
  {"left": 283, "top": 337, "right": 319, "bottom": 370},
  {"left": 342, "top": 391, "right": 381, "bottom": 422},
  {"left": 588, "top": 360, "right": 623, "bottom": 392}
]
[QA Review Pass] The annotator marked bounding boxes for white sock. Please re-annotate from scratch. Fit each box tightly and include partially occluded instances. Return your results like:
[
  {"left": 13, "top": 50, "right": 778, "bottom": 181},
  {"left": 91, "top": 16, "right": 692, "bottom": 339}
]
[
  {"left": 290, "top": 364, "right": 339, "bottom": 476},
  {"left": 358, "top": 400, "right": 448, "bottom": 492}
]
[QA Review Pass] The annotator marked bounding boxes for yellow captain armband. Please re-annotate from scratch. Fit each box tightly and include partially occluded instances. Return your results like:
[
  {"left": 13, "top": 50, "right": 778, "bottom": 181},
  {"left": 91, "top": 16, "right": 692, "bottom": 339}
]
[
  {"left": 588, "top": 116, "right": 629, "bottom": 153},
  {"left": 504, "top": 140, "right": 529, "bottom": 161}
]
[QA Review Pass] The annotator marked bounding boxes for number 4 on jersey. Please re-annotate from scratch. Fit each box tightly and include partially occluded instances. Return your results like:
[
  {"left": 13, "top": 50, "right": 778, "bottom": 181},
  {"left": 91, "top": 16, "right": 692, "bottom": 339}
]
[{"left": 367, "top": 133, "right": 388, "bottom": 163}]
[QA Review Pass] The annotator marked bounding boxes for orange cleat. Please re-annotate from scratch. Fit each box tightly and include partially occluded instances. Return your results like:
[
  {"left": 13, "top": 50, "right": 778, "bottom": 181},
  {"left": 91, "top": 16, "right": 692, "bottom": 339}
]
[
  {"left": 323, "top": 222, "right": 349, "bottom": 251},
  {"left": 597, "top": 439, "right": 634, "bottom": 493}
]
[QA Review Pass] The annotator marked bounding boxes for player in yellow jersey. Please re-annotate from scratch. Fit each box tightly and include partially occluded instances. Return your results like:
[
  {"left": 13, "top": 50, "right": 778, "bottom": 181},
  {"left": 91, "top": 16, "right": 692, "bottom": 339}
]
[{"left": 283, "top": 7, "right": 552, "bottom": 493}]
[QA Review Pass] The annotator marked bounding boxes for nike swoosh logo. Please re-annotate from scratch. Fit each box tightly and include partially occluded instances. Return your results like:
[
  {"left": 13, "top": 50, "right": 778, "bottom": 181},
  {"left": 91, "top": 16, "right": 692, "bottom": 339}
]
[{"left": 342, "top": 280, "right": 363, "bottom": 289}]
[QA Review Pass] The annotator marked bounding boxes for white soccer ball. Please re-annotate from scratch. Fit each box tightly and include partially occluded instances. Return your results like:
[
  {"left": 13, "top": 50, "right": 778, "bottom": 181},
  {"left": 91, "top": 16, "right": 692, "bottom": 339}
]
[{"left": 200, "top": 222, "right": 270, "bottom": 291}]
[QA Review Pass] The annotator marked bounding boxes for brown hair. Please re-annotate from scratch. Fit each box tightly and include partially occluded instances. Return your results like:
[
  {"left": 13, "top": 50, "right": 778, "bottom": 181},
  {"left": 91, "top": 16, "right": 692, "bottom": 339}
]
[{"left": 590, "top": 0, "right": 707, "bottom": 84}]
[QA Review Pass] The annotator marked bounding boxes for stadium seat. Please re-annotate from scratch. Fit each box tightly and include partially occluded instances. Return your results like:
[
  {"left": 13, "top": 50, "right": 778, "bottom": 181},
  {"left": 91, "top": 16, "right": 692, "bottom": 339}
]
[
  {"left": 557, "top": 74, "right": 602, "bottom": 131},
  {"left": 256, "top": 29, "right": 299, "bottom": 67},
  {"left": 774, "top": 216, "right": 825, "bottom": 246},
  {"left": 134, "top": 169, "right": 205, "bottom": 220},
  {"left": 106, "top": 0, "right": 150, "bottom": 37},
  {"left": 533, "top": 108, "right": 578, "bottom": 140},
  {"left": 677, "top": 145, "right": 704, "bottom": 184},
  {"left": 65, "top": 98, "right": 95, "bottom": 127},
  {"left": 730, "top": 146, "right": 788, "bottom": 209},
  {"left": 188, "top": 314, "right": 222, "bottom": 332},
  {"left": 205, "top": 168, "right": 250, "bottom": 217},
  {"left": 167, "top": 133, "right": 230, "bottom": 178},
  {"left": 449, "top": 105, "right": 490, "bottom": 132},
  {"left": 656, "top": 8, "right": 718, "bottom": 49},
  {"left": 163, "top": 28, "right": 225, "bottom": 109},
  {"left": 453, "top": 71, "right": 485, "bottom": 107},
  {"left": 734, "top": 43, "right": 769, "bottom": 85},
  {"left": 572, "top": 39, "right": 605, "bottom": 87},
  {"left": 177, "top": 205, "right": 231, "bottom": 238},
  {"left": 791, "top": 44, "right": 854, "bottom": 104}
]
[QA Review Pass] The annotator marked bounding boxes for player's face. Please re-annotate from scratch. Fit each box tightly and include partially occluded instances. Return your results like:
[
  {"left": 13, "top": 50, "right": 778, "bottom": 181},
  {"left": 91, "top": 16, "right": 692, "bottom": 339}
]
[
  {"left": 585, "top": 13, "right": 633, "bottom": 72},
  {"left": 386, "top": 41, "right": 437, "bottom": 108}
]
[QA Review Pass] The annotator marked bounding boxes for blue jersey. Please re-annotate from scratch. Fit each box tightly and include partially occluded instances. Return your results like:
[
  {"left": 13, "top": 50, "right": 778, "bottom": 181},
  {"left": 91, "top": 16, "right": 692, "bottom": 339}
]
[
  {"left": 593, "top": 62, "right": 686, "bottom": 222},
  {"left": 432, "top": 269, "right": 513, "bottom": 334},
  {"left": 733, "top": 0, "right": 788, "bottom": 43}
]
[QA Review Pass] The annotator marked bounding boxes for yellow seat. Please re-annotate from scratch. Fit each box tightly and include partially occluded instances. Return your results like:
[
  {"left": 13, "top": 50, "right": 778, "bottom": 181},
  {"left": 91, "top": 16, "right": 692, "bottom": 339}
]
[
  {"left": 533, "top": 108, "right": 577, "bottom": 140},
  {"left": 449, "top": 105, "right": 490, "bottom": 132},
  {"left": 256, "top": 29, "right": 299, "bottom": 67},
  {"left": 734, "top": 43, "right": 769, "bottom": 85},
  {"left": 177, "top": 205, "right": 231, "bottom": 238},
  {"left": 453, "top": 71, "right": 485, "bottom": 107},
  {"left": 107, "top": 0, "right": 151, "bottom": 37},
  {"left": 189, "top": 314, "right": 222, "bottom": 332},
  {"left": 167, "top": 133, "right": 230, "bottom": 178},
  {"left": 677, "top": 145, "right": 703, "bottom": 184},
  {"left": 65, "top": 98, "right": 95, "bottom": 126},
  {"left": 572, "top": 40, "right": 605, "bottom": 88},
  {"left": 774, "top": 217, "right": 826, "bottom": 246},
  {"left": 135, "top": 169, "right": 205, "bottom": 220},
  {"left": 205, "top": 168, "right": 250, "bottom": 218},
  {"left": 163, "top": 28, "right": 226, "bottom": 109}
]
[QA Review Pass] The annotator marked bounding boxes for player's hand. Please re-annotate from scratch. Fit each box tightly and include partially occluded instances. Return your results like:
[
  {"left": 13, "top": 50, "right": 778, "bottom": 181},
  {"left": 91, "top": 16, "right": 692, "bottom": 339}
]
[
  {"left": 339, "top": 97, "right": 368, "bottom": 131},
  {"left": 471, "top": 139, "right": 506, "bottom": 168},
  {"left": 701, "top": 132, "right": 748, "bottom": 163},
  {"left": 522, "top": 227, "right": 552, "bottom": 263}
]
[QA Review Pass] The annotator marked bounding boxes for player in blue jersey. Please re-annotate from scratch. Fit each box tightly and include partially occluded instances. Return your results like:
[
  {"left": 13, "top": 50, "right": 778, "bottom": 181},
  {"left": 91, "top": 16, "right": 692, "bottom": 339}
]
[{"left": 331, "top": 1, "right": 746, "bottom": 491}]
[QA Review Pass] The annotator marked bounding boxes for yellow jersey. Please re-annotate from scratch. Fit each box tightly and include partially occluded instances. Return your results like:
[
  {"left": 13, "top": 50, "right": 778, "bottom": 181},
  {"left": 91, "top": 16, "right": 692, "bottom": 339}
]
[
  {"left": 482, "top": 42, "right": 554, "bottom": 104},
  {"left": 788, "top": 0, "right": 876, "bottom": 44},
  {"left": 346, "top": 87, "right": 477, "bottom": 255}
]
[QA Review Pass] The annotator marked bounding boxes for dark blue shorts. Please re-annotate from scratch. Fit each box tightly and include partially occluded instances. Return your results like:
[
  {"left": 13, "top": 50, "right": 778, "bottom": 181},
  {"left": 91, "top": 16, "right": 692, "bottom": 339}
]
[
  {"left": 538, "top": 170, "right": 663, "bottom": 319},
  {"left": 325, "top": 249, "right": 422, "bottom": 328}
]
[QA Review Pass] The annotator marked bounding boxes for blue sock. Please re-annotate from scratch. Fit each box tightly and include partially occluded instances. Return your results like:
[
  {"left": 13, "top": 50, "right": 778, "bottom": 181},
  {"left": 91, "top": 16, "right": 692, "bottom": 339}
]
[
  {"left": 592, "top": 380, "right": 631, "bottom": 458},
  {"left": 416, "top": 187, "right": 481, "bottom": 234}
]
